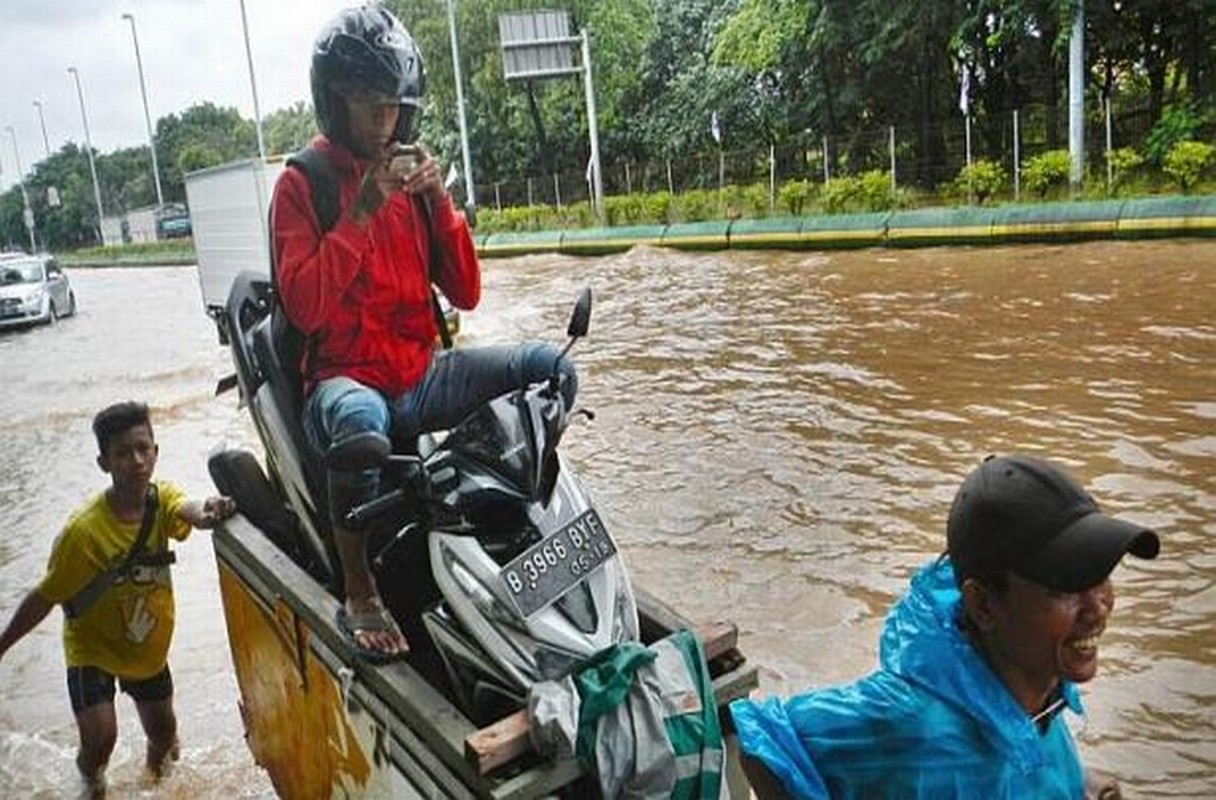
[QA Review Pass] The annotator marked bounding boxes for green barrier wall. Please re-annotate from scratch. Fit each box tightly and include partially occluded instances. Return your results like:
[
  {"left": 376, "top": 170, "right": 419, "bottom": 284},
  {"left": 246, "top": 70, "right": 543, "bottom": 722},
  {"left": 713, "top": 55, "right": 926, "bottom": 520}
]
[
  {"left": 1117, "top": 195, "right": 1216, "bottom": 239},
  {"left": 989, "top": 200, "right": 1123, "bottom": 243},
  {"left": 660, "top": 221, "right": 731, "bottom": 251},
  {"left": 796, "top": 212, "right": 889, "bottom": 249},
  {"left": 727, "top": 217, "right": 807, "bottom": 249},
  {"left": 887, "top": 207, "right": 995, "bottom": 247},
  {"left": 560, "top": 225, "right": 666, "bottom": 256},
  {"left": 480, "top": 229, "right": 564, "bottom": 258},
  {"left": 472, "top": 194, "right": 1216, "bottom": 257}
]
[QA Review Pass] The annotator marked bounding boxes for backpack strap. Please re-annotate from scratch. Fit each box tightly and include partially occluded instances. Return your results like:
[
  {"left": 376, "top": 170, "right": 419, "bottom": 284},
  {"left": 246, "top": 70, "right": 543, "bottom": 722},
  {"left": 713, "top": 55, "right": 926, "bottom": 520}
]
[
  {"left": 417, "top": 196, "right": 454, "bottom": 351},
  {"left": 64, "top": 485, "right": 161, "bottom": 619},
  {"left": 285, "top": 147, "right": 340, "bottom": 244},
  {"left": 282, "top": 145, "right": 453, "bottom": 350}
]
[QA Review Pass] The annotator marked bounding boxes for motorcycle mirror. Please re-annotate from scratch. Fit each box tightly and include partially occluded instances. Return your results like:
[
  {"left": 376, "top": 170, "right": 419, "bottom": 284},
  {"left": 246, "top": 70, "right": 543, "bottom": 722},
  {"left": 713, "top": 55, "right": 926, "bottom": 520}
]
[
  {"left": 567, "top": 287, "right": 592, "bottom": 339},
  {"left": 549, "top": 288, "right": 593, "bottom": 398},
  {"left": 325, "top": 431, "right": 391, "bottom": 471}
]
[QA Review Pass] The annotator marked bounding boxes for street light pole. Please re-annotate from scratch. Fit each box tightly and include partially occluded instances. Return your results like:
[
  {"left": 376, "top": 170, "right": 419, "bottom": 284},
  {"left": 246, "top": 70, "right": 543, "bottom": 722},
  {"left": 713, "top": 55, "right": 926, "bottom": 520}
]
[
  {"left": 121, "top": 12, "right": 165, "bottom": 207},
  {"left": 581, "top": 29, "right": 603, "bottom": 220},
  {"left": 1068, "top": 0, "right": 1085, "bottom": 189},
  {"left": 32, "top": 100, "right": 51, "bottom": 159},
  {"left": 238, "top": 0, "right": 267, "bottom": 162},
  {"left": 5, "top": 125, "right": 37, "bottom": 252},
  {"left": 68, "top": 66, "right": 107, "bottom": 244},
  {"left": 446, "top": 0, "right": 476, "bottom": 215}
]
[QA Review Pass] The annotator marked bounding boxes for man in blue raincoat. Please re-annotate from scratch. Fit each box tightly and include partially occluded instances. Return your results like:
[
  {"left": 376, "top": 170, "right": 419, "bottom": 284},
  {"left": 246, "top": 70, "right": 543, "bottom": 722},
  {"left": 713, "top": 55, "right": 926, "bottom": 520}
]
[{"left": 730, "top": 454, "right": 1160, "bottom": 799}]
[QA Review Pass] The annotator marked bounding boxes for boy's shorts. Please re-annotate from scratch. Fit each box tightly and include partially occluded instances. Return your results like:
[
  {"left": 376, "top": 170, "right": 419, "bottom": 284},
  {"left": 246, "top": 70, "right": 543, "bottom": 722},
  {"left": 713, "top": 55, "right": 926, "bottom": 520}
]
[{"left": 66, "top": 664, "right": 174, "bottom": 714}]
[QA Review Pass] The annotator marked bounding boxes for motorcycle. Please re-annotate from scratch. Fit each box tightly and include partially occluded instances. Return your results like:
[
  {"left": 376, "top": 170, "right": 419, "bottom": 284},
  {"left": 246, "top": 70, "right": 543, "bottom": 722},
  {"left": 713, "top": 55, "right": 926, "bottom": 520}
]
[{"left": 210, "top": 273, "right": 639, "bottom": 725}]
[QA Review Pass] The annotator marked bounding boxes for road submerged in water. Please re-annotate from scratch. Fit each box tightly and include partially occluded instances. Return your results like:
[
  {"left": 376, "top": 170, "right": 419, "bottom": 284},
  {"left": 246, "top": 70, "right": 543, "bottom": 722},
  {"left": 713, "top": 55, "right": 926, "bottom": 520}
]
[{"left": 1, "top": 239, "right": 1213, "bottom": 797}]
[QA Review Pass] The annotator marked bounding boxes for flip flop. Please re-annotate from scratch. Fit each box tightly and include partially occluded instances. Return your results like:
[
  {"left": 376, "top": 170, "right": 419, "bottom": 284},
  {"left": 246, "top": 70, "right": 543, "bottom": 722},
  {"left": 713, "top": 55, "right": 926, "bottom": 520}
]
[{"left": 335, "top": 605, "right": 408, "bottom": 664}]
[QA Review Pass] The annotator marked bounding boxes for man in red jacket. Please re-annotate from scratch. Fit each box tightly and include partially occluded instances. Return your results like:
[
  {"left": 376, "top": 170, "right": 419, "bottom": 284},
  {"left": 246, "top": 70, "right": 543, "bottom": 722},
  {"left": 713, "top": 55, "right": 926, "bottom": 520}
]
[{"left": 273, "top": 6, "right": 576, "bottom": 662}]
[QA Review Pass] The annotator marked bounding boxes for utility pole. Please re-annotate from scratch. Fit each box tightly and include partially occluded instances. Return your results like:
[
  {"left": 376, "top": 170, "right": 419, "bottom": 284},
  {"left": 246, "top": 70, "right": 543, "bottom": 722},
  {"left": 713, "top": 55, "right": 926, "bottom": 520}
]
[
  {"left": 32, "top": 100, "right": 51, "bottom": 159},
  {"left": 447, "top": 0, "right": 477, "bottom": 217},
  {"left": 580, "top": 28, "right": 603, "bottom": 219},
  {"left": 239, "top": 0, "right": 267, "bottom": 162},
  {"left": 122, "top": 12, "right": 165, "bottom": 207},
  {"left": 5, "top": 126, "right": 37, "bottom": 252},
  {"left": 1068, "top": 0, "right": 1085, "bottom": 189},
  {"left": 69, "top": 66, "right": 107, "bottom": 243}
]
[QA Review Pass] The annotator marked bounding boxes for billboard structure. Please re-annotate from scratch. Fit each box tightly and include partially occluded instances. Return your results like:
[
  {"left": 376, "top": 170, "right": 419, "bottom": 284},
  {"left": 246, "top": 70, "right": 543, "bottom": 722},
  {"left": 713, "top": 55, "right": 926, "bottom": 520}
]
[{"left": 498, "top": 11, "right": 603, "bottom": 218}]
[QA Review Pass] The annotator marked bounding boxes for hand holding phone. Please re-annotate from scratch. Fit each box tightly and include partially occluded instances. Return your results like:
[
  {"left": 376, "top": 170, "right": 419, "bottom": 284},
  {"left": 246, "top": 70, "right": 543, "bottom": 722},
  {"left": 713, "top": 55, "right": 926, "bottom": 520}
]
[
  {"left": 384, "top": 143, "right": 444, "bottom": 202},
  {"left": 387, "top": 145, "right": 420, "bottom": 179}
]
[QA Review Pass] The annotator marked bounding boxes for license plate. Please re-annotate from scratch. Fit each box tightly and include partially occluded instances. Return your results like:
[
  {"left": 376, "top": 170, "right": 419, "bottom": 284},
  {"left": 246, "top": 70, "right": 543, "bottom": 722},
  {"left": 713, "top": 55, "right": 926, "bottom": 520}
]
[{"left": 499, "top": 509, "right": 616, "bottom": 618}]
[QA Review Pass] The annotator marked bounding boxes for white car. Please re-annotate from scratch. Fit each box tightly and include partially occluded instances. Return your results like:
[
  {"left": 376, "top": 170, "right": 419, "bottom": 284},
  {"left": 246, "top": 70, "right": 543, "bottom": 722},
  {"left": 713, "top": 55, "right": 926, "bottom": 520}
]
[{"left": 0, "top": 253, "right": 76, "bottom": 329}]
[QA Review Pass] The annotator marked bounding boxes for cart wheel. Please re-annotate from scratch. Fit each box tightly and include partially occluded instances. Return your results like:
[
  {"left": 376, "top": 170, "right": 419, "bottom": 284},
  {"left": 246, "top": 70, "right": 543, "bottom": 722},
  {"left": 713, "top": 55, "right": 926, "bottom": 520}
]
[{"left": 208, "top": 448, "right": 304, "bottom": 562}]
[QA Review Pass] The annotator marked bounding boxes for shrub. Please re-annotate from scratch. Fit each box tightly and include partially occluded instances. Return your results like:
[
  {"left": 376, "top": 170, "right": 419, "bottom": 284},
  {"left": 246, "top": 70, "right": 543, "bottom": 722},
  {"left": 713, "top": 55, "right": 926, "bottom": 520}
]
[
  {"left": 558, "top": 201, "right": 595, "bottom": 229},
  {"left": 740, "top": 183, "right": 772, "bottom": 218},
  {"left": 860, "top": 169, "right": 915, "bottom": 212},
  {"left": 1105, "top": 147, "right": 1144, "bottom": 193},
  {"left": 1163, "top": 140, "right": 1216, "bottom": 193},
  {"left": 856, "top": 170, "right": 887, "bottom": 211},
  {"left": 604, "top": 194, "right": 648, "bottom": 226},
  {"left": 673, "top": 189, "right": 718, "bottom": 222},
  {"left": 820, "top": 175, "right": 863, "bottom": 213},
  {"left": 777, "top": 179, "right": 814, "bottom": 216},
  {"left": 1144, "top": 104, "right": 1203, "bottom": 166},
  {"left": 640, "top": 191, "right": 675, "bottom": 225},
  {"left": 954, "top": 159, "right": 1007, "bottom": 204},
  {"left": 482, "top": 204, "right": 566, "bottom": 233},
  {"left": 1022, "top": 150, "right": 1072, "bottom": 197}
]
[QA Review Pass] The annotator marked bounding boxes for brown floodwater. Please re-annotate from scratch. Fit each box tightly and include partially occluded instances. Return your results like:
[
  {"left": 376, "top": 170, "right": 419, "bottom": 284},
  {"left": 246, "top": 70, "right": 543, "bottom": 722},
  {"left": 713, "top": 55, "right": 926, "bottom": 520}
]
[{"left": 0, "top": 240, "right": 1212, "bottom": 797}]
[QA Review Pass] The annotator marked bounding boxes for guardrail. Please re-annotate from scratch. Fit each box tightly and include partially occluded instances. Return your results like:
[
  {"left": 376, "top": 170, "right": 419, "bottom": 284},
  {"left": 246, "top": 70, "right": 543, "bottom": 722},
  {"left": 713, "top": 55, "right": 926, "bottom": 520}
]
[{"left": 475, "top": 194, "right": 1216, "bottom": 258}]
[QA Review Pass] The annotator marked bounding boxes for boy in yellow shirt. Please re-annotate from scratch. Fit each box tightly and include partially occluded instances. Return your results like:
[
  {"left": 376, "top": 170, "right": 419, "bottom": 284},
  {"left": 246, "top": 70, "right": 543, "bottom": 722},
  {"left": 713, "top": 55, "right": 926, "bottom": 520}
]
[{"left": 0, "top": 401, "right": 236, "bottom": 796}]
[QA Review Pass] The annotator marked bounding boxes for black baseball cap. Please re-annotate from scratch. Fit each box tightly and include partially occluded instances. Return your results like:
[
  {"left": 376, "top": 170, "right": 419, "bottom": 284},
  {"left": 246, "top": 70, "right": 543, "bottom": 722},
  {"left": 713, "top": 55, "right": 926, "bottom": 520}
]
[{"left": 947, "top": 455, "right": 1160, "bottom": 592}]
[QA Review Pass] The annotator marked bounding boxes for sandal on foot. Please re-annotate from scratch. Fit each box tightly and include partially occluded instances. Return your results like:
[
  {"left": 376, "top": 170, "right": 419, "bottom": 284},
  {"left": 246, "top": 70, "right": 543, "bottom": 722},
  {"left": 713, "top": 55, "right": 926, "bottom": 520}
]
[{"left": 335, "top": 606, "right": 408, "bottom": 664}]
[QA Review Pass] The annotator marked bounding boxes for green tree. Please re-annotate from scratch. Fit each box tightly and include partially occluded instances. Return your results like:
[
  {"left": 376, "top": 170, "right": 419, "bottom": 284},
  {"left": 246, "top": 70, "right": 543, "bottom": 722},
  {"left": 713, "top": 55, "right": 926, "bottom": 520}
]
[
  {"left": 156, "top": 103, "right": 258, "bottom": 200},
  {"left": 264, "top": 102, "right": 317, "bottom": 156},
  {"left": 389, "top": 0, "right": 659, "bottom": 200}
]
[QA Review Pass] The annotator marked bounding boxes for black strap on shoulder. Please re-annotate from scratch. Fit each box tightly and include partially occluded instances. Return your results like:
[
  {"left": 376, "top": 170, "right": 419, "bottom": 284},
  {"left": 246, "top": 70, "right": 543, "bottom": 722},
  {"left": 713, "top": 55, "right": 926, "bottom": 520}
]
[
  {"left": 286, "top": 147, "right": 341, "bottom": 240},
  {"left": 282, "top": 145, "right": 453, "bottom": 350},
  {"left": 64, "top": 485, "right": 160, "bottom": 619},
  {"left": 417, "top": 196, "right": 454, "bottom": 351}
]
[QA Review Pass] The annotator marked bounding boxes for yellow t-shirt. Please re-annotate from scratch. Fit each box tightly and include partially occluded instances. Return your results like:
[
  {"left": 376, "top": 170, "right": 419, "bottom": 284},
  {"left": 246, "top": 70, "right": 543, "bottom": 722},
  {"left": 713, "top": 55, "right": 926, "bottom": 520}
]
[{"left": 37, "top": 480, "right": 192, "bottom": 680}]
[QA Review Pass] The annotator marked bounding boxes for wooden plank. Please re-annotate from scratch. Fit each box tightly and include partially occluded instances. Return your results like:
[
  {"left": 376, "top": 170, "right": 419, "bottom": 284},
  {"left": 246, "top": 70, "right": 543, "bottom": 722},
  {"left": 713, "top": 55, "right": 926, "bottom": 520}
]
[
  {"left": 466, "top": 711, "right": 532, "bottom": 777},
  {"left": 465, "top": 619, "right": 741, "bottom": 776}
]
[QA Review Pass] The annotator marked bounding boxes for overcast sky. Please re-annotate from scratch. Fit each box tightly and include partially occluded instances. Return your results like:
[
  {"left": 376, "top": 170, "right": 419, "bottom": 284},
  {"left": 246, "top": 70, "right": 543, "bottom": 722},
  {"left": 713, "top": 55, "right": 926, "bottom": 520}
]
[{"left": 0, "top": 0, "right": 348, "bottom": 192}]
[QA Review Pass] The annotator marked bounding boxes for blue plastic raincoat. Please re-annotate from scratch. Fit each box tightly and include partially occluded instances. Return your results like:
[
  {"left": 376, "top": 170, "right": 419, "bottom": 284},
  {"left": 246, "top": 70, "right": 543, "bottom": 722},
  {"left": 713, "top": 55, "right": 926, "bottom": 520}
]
[{"left": 730, "top": 558, "right": 1087, "bottom": 799}]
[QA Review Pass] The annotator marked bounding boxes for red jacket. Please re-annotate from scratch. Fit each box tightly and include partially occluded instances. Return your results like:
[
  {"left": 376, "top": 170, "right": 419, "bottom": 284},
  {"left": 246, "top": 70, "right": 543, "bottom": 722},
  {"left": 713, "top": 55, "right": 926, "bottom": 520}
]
[{"left": 272, "top": 136, "right": 480, "bottom": 397}]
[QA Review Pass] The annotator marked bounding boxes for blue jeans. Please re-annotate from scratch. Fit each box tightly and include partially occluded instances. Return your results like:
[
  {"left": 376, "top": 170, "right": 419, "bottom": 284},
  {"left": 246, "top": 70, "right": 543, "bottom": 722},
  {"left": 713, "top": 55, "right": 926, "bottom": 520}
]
[{"left": 304, "top": 343, "right": 577, "bottom": 527}]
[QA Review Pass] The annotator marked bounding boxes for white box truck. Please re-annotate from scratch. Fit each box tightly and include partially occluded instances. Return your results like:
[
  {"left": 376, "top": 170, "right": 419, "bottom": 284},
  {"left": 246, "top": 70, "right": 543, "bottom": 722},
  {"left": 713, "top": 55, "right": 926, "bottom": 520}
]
[{"left": 184, "top": 157, "right": 286, "bottom": 342}]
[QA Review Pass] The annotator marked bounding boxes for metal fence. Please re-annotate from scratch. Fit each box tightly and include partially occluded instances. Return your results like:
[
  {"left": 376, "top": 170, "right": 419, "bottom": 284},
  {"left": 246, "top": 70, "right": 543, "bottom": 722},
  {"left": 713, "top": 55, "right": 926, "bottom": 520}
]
[{"left": 471, "top": 101, "right": 1164, "bottom": 212}]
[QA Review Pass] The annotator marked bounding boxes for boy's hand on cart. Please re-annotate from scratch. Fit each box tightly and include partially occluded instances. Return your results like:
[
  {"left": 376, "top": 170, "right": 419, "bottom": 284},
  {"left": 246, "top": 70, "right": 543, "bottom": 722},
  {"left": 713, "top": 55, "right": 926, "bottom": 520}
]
[{"left": 195, "top": 496, "right": 238, "bottom": 529}]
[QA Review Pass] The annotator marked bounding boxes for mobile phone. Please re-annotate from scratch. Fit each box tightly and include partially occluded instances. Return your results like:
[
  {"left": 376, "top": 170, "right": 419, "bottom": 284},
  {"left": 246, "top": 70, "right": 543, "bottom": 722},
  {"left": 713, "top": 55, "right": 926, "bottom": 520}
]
[{"left": 388, "top": 148, "right": 419, "bottom": 177}]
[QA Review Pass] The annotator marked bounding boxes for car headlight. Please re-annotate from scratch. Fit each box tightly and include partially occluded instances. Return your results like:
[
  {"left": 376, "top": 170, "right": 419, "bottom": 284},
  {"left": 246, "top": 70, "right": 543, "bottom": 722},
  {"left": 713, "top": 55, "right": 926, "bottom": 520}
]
[{"left": 22, "top": 287, "right": 43, "bottom": 308}]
